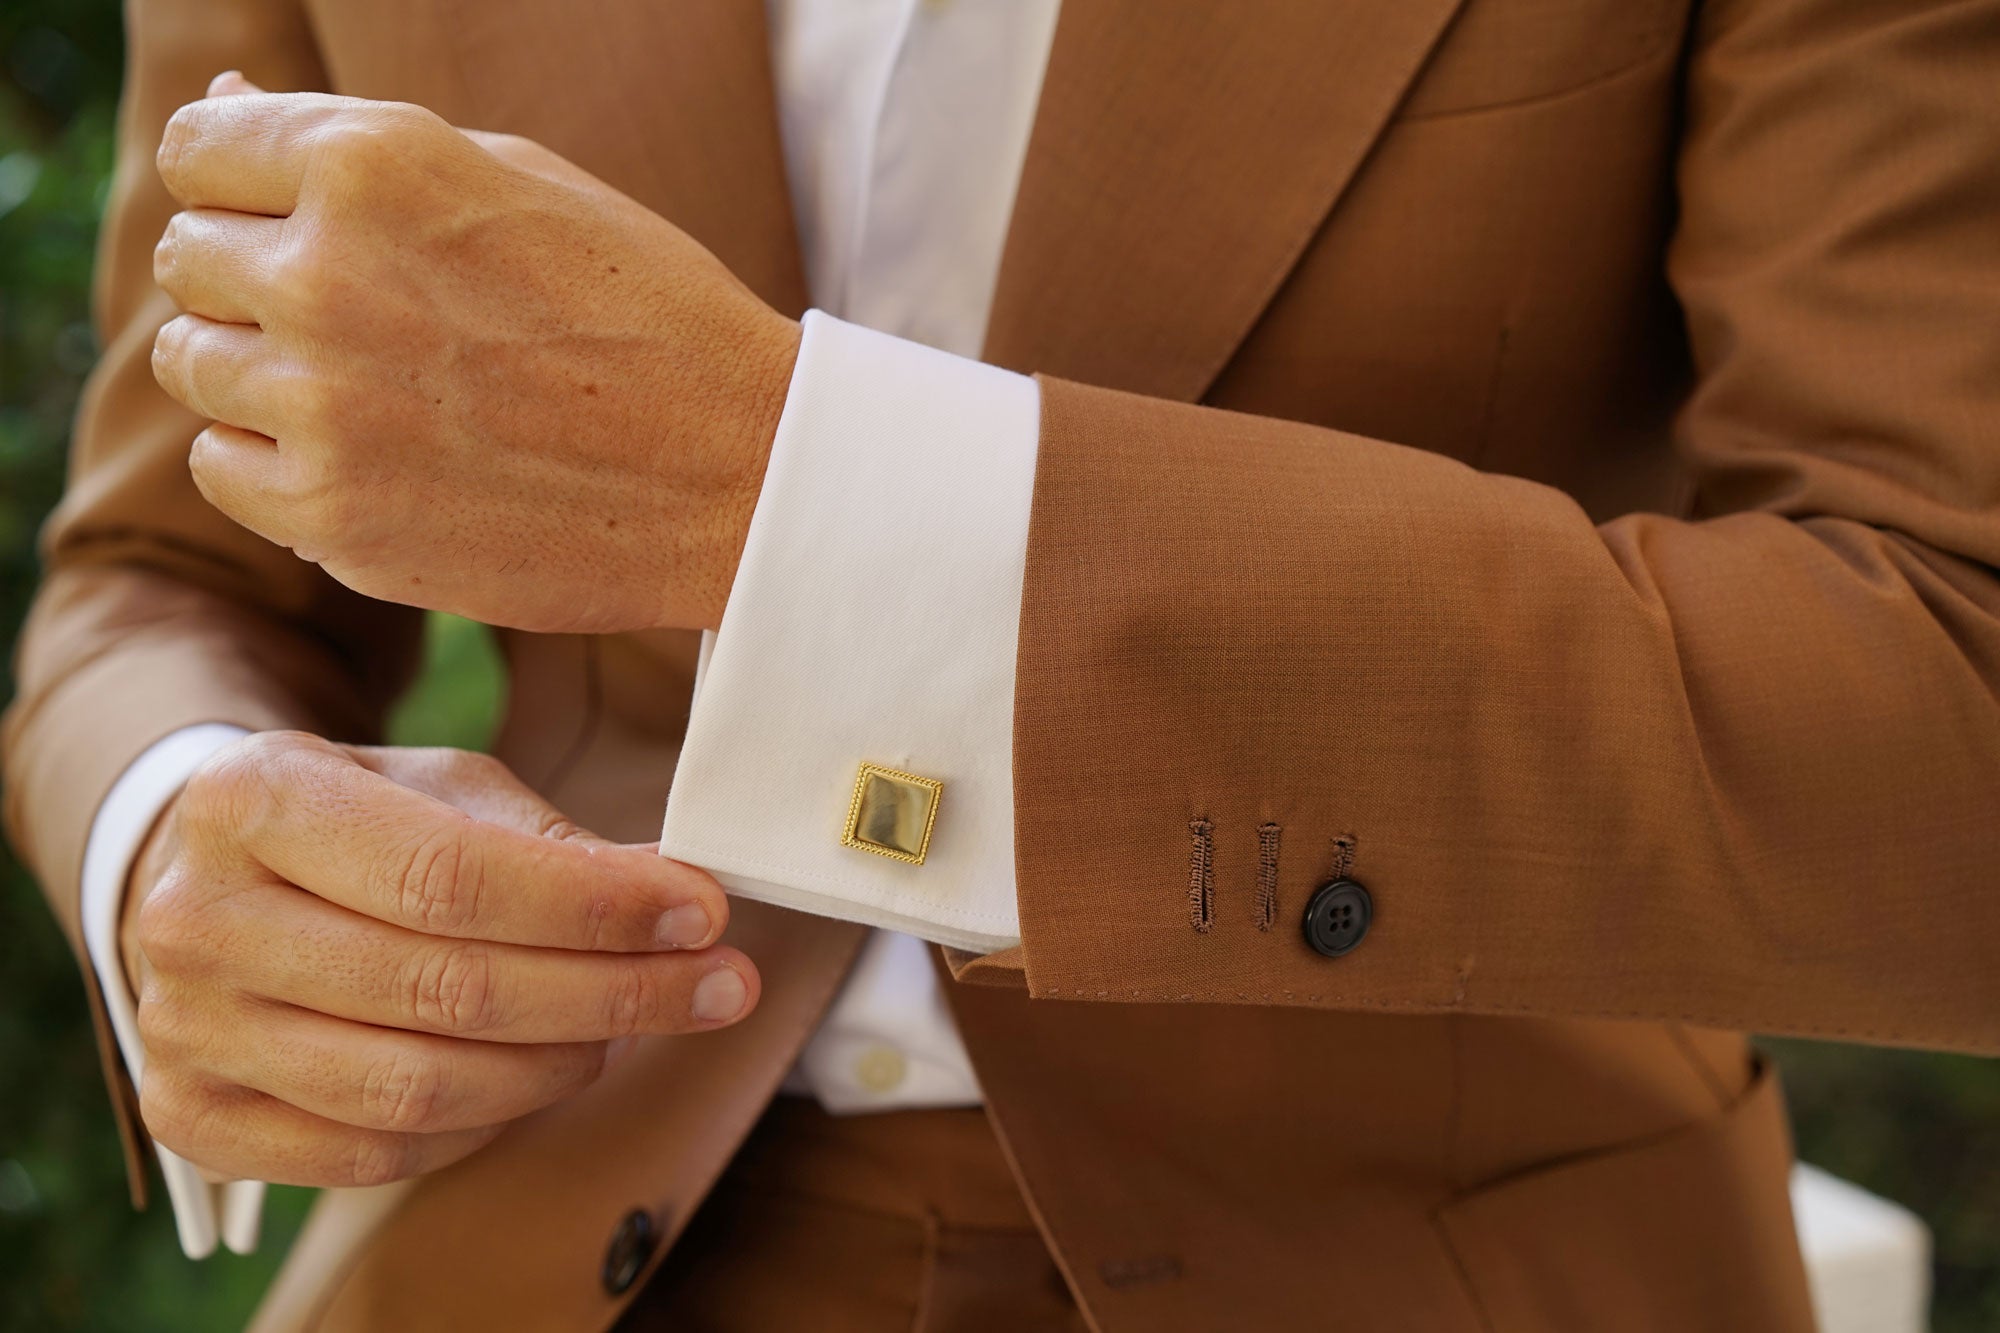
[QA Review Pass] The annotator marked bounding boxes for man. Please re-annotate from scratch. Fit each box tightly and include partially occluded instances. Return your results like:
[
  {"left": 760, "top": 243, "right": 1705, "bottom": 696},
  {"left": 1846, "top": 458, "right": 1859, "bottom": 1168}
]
[{"left": 4, "top": 0, "right": 1994, "bottom": 1327}]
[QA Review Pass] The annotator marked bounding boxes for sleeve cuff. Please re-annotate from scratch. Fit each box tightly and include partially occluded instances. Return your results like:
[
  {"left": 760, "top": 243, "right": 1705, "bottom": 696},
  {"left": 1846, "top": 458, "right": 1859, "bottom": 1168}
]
[
  {"left": 661, "top": 311, "right": 1037, "bottom": 953},
  {"left": 79, "top": 722, "right": 268, "bottom": 1258}
]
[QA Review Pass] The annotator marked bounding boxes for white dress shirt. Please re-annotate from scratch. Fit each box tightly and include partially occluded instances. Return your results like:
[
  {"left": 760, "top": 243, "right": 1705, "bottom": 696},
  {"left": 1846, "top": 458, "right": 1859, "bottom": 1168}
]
[{"left": 81, "top": 0, "right": 1060, "bottom": 1257}]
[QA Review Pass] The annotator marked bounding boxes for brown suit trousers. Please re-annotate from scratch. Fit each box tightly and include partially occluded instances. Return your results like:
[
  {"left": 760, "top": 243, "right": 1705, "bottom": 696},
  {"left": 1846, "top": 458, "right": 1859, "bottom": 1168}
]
[
  {"left": 7, "top": 0, "right": 1998, "bottom": 1329},
  {"left": 613, "top": 1100, "right": 1087, "bottom": 1332}
]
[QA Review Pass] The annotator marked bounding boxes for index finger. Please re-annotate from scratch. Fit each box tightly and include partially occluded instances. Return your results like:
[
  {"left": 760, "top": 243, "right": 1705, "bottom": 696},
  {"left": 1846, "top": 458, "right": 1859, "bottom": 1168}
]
[
  {"left": 157, "top": 89, "right": 393, "bottom": 214},
  {"left": 158, "top": 91, "right": 320, "bottom": 213},
  {"left": 234, "top": 743, "right": 729, "bottom": 953}
]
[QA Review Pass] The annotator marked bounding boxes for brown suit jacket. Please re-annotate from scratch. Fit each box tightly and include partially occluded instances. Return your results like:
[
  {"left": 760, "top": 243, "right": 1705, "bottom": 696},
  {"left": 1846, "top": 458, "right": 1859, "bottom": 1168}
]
[{"left": 7, "top": 0, "right": 1997, "bottom": 1328}]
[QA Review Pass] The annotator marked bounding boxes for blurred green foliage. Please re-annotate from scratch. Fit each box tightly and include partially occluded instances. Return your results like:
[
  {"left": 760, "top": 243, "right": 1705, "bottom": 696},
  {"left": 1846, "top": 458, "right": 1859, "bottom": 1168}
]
[{"left": 0, "top": 2, "right": 1992, "bottom": 1331}]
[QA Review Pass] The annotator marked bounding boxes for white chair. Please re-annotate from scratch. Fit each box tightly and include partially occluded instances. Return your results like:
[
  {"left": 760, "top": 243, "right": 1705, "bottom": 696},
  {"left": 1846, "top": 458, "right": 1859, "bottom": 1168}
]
[{"left": 1791, "top": 1164, "right": 1931, "bottom": 1333}]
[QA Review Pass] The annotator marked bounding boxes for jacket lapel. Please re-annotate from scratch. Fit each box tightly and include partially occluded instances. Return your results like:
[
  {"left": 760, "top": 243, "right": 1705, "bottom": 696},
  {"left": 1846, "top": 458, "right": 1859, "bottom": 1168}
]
[
  {"left": 984, "top": 0, "right": 1467, "bottom": 401},
  {"left": 442, "top": 0, "right": 810, "bottom": 316}
]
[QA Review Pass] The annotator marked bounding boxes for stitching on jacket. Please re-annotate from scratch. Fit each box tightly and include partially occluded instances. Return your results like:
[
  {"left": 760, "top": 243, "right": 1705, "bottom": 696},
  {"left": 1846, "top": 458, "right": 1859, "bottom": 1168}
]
[
  {"left": 1329, "top": 834, "right": 1356, "bottom": 880},
  {"left": 1255, "top": 823, "right": 1281, "bottom": 931},
  {"left": 1188, "top": 819, "right": 1214, "bottom": 934}
]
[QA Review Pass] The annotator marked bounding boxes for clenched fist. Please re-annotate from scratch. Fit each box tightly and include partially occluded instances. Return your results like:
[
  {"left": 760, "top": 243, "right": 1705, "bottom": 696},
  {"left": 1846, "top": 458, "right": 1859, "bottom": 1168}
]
[
  {"left": 123, "top": 732, "right": 758, "bottom": 1188},
  {"left": 149, "top": 73, "right": 800, "bottom": 635}
]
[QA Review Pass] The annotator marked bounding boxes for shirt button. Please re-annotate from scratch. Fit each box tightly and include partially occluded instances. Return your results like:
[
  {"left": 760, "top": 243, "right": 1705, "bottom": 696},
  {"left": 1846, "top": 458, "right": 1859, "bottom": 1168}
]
[
  {"left": 853, "top": 1043, "right": 909, "bottom": 1094},
  {"left": 1301, "top": 878, "right": 1373, "bottom": 958},
  {"left": 600, "top": 1208, "right": 657, "bottom": 1296}
]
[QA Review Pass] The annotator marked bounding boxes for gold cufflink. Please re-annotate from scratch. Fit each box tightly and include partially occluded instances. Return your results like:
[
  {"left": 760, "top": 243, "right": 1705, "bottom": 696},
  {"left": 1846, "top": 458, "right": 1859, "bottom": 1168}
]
[{"left": 842, "top": 763, "right": 943, "bottom": 865}]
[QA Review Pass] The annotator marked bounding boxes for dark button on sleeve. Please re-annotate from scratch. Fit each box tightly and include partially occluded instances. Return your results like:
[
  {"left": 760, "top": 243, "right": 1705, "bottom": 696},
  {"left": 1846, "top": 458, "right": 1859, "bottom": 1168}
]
[
  {"left": 602, "top": 1208, "right": 658, "bottom": 1296},
  {"left": 1302, "top": 878, "right": 1372, "bottom": 958}
]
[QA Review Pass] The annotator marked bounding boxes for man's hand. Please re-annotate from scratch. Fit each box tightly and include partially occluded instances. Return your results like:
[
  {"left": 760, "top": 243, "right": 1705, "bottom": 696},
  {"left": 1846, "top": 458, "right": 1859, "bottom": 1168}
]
[
  {"left": 148, "top": 73, "right": 801, "bottom": 635},
  {"left": 121, "top": 731, "right": 757, "bottom": 1188}
]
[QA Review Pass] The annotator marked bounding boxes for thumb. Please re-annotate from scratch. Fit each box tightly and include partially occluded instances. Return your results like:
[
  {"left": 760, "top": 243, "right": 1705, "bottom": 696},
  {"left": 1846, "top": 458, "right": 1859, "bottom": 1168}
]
[
  {"left": 206, "top": 70, "right": 265, "bottom": 98},
  {"left": 344, "top": 745, "right": 731, "bottom": 943}
]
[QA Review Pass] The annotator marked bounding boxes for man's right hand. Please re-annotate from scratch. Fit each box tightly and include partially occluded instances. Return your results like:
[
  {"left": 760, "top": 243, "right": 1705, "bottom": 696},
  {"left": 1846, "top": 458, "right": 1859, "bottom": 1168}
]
[{"left": 119, "top": 730, "right": 756, "bottom": 1189}]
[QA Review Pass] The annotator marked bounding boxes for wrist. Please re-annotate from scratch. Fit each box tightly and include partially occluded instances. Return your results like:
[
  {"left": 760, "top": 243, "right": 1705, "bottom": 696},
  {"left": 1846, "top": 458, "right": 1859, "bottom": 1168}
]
[{"left": 689, "top": 311, "right": 801, "bottom": 632}]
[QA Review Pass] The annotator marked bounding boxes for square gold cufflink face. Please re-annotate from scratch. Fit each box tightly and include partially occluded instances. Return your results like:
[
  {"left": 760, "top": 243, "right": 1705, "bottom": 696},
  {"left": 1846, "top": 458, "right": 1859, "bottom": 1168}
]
[{"left": 842, "top": 764, "right": 943, "bottom": 865}]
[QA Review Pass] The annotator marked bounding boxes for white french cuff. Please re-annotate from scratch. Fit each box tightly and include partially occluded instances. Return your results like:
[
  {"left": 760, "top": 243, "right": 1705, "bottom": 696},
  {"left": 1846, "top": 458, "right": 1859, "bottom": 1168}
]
[
  {"left": 80, "top": 722, "right": 268, "bottom": 1259},
  {"left": 662, "top": 311, "right": 1035, "bottom": 953}
]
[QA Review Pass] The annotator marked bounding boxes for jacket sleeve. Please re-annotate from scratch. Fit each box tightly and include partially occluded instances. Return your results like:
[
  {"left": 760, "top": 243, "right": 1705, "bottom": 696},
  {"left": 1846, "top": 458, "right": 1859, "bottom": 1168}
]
[
  {"left": 0, "top": 0, "right": 424, "bottom": 1203},
  {"left": 998, "top": 0, "right": 2000, "bottom": 1053}
]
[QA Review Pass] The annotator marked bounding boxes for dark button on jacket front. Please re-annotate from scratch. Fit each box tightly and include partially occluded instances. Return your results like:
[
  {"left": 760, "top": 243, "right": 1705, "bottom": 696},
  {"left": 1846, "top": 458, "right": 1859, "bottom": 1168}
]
[
  {"left": 1302, "top": 878, "right": 1371, "bottom": 958},
  {"left": 601, "top": 1208, "right": 657, "bottom": 1296}
]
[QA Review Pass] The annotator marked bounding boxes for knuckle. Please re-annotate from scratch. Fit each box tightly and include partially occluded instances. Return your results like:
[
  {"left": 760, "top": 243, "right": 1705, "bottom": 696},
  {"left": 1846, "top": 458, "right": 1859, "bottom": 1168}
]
[
  {"left": 133, "top": 991, "right": 191, "bottom": 1062},
  {"left": 285, "top": 361, "right": 340, "bottom": 427},
  {"left": 151, "top": 315, "right": 192, "bottom": 372},
  {"left": 272, "top": 235, "right": 362, "bottom": 319},
  {"left": 517, "top": 1045, "right": 601, "bottom": 1111},
  {"left": 379, "top": 101, "right": 444, "bottom": 134},
  {"left": 263, "top": 370, "right": 338, "bottom": 460},
  {"left": 282, "top": 250, "right": 370, "bottom": 338},
  {"left": 536, "top": 811, "right": 584, "bottom": 843},
  {"left": 343, "top": 1132, "right": 414, "bottom": 1189},
  {"left": 406, "top": 942, "right": 497, "bottom": 1034},
  {"left": 477, "top": 132, "right": 544, "bottom": 171},
  {"left": 269, "top": 244, "right": 328, "bottom": 308},
  {"left": 180, "top": 744, "right": 241, "bottom": 816},
  {"left": 187, "top": 734, "right": 295, "bottom": 843},
  {"left": 578, "top": 888, "right": 615, "bottom": 953},
  {"left": 602, "top": 962, "right": 661, "bottom": 1039},
  {"left": 360, "top": 1051, "right": 447, "bottom": 1132},
  {"left": 452, "top": 749, "right": 511, "bottom": 781},
  {"left": 153, "top": 217, "right": 185, "bottom": 289},
  {"left": 391, "top": 824, "right": 483, "bottom": 934},
  {"left": 134, "top": 871, "right": 212, "bottom": 973},
  {"left": 157, "top": 103, "right": 202, "bottom": 183},
  {"left": 558, "top": 1042, "right": 611, "bottom": 1095},
  {"left": 251, "top": 733, "right": 328, "bottom": 791},
  {"left": 136, "top": 1074, "right": 206, "bottom": 1154},
  {"left": 135, "top": 1083, "right": 183, "bottom": 1147},
  {"left": 316, "top": 119, "right": 387, "bottom": 175},
  {"left": 186, "top": 425, "right": 227, "bottom": 491},
  {"left": 422, "top": 747, "right": 505, "bottom": 793},
  {"left": 486, "top": 131, "right": 532, "bottom": 157},
  {"left": 192, "top": 730, "right": 284, "bottom": 794},
  {"left": 316, "top": 108, "right": 432, "bottom": 182}
]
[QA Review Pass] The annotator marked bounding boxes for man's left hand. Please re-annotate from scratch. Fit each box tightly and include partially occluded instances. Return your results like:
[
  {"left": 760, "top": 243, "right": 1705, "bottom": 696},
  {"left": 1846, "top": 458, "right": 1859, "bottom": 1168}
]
[{"left": 150, "top": 73, "right": 801, "bottom": 635}]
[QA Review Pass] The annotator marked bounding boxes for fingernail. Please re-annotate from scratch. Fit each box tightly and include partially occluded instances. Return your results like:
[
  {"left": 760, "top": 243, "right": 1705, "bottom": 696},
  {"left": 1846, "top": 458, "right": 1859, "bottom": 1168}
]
[
  {"left": 604, "top": 1035, "right": 638, "bottom": 1070},
  {"left": 656, "top": 904, "right": 712, "bottom": 949},
  {"left": 692, "top": 966, "right": 747, "bottom": 1023}
]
